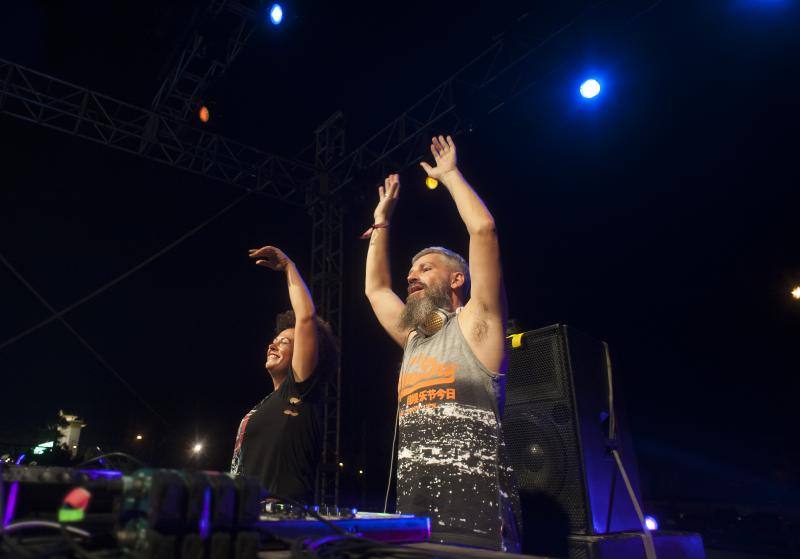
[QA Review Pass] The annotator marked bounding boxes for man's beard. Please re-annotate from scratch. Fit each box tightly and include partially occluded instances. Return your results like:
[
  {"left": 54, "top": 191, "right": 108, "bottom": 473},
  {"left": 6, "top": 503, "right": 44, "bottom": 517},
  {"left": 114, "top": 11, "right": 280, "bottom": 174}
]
[{"left": 399, "top": 280, "right": 452, "bottom": 332}]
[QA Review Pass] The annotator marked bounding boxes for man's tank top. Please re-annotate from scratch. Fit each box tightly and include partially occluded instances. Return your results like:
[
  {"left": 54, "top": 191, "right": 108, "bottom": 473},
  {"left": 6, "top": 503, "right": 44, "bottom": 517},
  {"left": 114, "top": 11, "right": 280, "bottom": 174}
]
[{"left": 396, "top": 309, "right": 520, "bottom": 551}]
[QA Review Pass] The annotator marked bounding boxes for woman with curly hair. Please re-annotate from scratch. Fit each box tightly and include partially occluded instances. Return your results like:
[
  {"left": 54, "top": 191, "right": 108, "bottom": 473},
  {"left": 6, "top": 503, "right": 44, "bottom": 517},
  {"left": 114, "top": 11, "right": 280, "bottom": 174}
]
[{"left": 230, "top": 245, "right": 339, "bottom": 504}]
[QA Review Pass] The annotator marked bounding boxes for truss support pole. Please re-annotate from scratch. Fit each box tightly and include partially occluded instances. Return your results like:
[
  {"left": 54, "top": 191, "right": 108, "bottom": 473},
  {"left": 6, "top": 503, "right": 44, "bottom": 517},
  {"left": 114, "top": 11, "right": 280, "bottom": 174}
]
[{"left": 309, "top": 113, "right": 345, "bottom": 507}]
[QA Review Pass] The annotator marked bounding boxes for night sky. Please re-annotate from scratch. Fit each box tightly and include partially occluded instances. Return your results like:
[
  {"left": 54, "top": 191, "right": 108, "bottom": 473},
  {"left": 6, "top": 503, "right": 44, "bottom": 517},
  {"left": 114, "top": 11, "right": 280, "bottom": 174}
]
[{"left": 1, "top": 0, "right": 798, "bottom": 510}]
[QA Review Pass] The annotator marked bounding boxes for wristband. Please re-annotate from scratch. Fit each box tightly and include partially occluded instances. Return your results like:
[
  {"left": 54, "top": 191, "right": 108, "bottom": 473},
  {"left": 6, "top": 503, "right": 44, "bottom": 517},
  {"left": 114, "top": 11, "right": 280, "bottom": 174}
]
[{"left": 359, "top": 222, "right": 389, "bottom": 240}]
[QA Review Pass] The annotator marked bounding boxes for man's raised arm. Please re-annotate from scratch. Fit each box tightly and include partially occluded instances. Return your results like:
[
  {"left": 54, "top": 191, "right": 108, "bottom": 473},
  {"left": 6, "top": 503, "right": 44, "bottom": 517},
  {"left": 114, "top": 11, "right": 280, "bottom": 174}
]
[
  {"left": 420, "top": 136, "right": 506, "bottom": 370},
  {"left": 365, "top": 174, "right": 411, "bottom": 347}
]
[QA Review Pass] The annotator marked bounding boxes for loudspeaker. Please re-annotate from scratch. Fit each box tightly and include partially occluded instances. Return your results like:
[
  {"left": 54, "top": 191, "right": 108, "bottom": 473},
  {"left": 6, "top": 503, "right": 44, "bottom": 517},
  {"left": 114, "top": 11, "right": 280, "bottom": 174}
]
[{"left": 503, "top": 324, "right": 643, "bottom": 556}]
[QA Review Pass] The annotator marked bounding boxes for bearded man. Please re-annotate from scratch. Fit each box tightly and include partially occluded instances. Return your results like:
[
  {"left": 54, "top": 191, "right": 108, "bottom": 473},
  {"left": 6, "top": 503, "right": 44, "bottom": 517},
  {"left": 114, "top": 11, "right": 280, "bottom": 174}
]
[{"left": 364, "top": 136, "right": 520, "bottom": 551}]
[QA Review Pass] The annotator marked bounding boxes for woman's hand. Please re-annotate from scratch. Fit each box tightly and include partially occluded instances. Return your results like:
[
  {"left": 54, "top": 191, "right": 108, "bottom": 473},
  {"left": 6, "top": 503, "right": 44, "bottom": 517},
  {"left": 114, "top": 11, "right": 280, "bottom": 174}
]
[{"left": 249, "top": 245, "right": 291, "bottom": 271}]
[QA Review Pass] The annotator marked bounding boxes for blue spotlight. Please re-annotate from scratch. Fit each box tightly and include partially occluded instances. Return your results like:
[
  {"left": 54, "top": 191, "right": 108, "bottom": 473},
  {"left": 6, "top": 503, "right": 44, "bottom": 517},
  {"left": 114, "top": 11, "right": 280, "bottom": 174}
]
[
  {"left": 580, "top": 78, "right": 601, "bottom": 99},
  {"left": 269, "top": 3, "right": 283, "bottom": 26},
  {"left": 645, "top": 515, "right": 659, "bottom": 531}
]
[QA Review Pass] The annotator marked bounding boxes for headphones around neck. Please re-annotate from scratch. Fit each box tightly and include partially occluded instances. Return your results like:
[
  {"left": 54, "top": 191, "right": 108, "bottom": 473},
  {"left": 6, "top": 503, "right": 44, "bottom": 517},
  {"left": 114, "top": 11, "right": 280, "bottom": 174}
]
[{"left": 416, "top": 308, "right": 450, "bottom": 337}]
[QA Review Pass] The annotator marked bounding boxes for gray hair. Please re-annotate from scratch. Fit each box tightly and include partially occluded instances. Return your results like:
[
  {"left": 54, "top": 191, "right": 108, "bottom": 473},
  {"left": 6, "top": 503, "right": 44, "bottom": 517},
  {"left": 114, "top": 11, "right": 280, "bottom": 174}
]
[{"left": 411, "top": 246, "right": 470, "bottom": 300}]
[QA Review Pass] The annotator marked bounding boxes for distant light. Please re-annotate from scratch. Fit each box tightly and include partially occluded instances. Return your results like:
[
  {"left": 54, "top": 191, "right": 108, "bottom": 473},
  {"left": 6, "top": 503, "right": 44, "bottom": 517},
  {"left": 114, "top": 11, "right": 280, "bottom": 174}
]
[
  {"left": 135, "top": 434, "right": 143, "bottom": 441},
  {"left": 72, "top": 445, "right": 77, "bottom": 449},
  {"left": 269, "top": 3, "right": 283, "bottom": 25},
  {"left": 358, "top": 469, "right": 364, "bottom": 475},
  {"left": 199, "top": 106, "right": 210, "bottom": 123},
  {"left": 645, "top": 515, "right": 658, "bottom": 531},
  {"left": 192, "top": 443, "right": 204, "bottom": 454},
  {"left": 33, "top": 441, "right": 54, "bottom": 455},
  {"left": 792, "top": 286, "right": 800, "bottom": 300},
  {"left": 580, "top": 79, "right": 601, "bottom": 99},
  {"left": 338, "top": 462, "right": 344, "bottom": 468}
]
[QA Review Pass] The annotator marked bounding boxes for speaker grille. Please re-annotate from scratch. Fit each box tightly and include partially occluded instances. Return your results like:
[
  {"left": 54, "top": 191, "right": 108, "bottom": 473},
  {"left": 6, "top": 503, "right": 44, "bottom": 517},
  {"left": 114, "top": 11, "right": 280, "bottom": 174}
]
[
  {"left": 506, "top": 325, "right": 566, "bottom": 406},
  {"left": 504, "top": 326, "right": 589, "bottom": 536},
  {"left": 504, "top": 405, "right": 588, "bottom": 535}
]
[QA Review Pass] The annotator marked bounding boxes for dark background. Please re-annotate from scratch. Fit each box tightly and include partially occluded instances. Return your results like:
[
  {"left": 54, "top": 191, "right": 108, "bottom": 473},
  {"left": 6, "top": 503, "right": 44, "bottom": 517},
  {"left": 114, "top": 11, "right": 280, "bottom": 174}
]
[{"left": 1, "top": 0, "right": 798, "bottom": 526}]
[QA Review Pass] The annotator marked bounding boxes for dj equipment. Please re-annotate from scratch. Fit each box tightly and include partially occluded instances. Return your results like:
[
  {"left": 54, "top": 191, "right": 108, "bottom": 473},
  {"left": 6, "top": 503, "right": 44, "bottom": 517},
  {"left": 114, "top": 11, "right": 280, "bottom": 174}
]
[
  {"left": 503, "top": 325, "right": 645, "bottom": 556},
  {"left": 1, "top": 464, "right": 430, "bottom": 558},
  {"left": 258, "top": 511, "right": 430, "bottom": 545}
]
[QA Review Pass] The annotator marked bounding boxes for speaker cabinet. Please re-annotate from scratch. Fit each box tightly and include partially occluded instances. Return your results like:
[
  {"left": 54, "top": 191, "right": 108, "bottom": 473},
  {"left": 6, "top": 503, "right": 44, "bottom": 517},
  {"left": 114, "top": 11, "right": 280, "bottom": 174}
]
[{"left": 504, "top": 325, "right": 643, "bottom": 556}]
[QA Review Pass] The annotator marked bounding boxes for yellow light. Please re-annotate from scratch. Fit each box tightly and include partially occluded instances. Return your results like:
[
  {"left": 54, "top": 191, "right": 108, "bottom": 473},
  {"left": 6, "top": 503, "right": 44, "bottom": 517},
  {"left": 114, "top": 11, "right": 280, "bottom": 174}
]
[
  {"left": 199, "top": 106, "right": 210, "bottom": 123},
  {"left": 792, "top": 286, "right": 800, "bottom": 300},
  {"left": 192, "top": 443, "right": 203, "bottom": 454},
  {"left": 135, "top": 434, "right": 143, "bottom": 441},
  {"left": 425, "top": 177, "right": 439, "bottom": 190},
  {"left": 338, "top": 462, "right": 344, "bottom": 468}
]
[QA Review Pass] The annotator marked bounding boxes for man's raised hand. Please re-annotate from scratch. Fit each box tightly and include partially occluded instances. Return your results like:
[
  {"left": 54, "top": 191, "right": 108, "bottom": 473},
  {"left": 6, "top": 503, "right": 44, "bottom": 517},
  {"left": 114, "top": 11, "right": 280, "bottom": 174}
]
[
  {"left": 374, "top": 173, "right": 400, "bottom": 224},
  {"left": 249, "top": 245, "right": 291, "bottom": 271},
  {"left": 420, "top": 135, "right": 458, "bottom": 181}
]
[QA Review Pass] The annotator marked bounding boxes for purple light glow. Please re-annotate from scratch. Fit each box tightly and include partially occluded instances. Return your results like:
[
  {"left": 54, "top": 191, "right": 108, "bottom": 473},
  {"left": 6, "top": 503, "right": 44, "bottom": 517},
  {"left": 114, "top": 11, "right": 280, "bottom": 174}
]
[
  {"left": 199, "top": 487, "right": 212, "bottom": 539},
  {"left": 424, "top": 516, "right": 431, "bottom": 540},
  {"left": 2, "top": 482, "right": 19, "bottom": 527},
  {"left": 78, "top": 469, "right": 122, "bottom": 480},
  {"left": 645, "top": 515, "right": 659, "bottom": 531},
  {"left": 14, "top": 454, "right": 25, "bottom": 465}
]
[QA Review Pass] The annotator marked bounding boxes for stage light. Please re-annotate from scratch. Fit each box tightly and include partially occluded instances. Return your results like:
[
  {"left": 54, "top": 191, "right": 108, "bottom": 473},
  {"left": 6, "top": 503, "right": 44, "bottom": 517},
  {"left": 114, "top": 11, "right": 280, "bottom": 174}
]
[
  {"left": 358, "top": 469, "right": 364, "bottom": 475},
  {"left": 645, "top": 515, "right": 659, "bottom": 531},
  {"left": 192, "top": 443, "right": 204, "bottom": 454},
  {"left": 269, "top": 3, "right": 283, "bottom": 25},
  {"left": 135, "top": 434, "right": 143, "bottom": 441},
  {"left": 580, "top": 79, "right": 601, "bottom": 99},
  {"left": 792, "top": 286, "right": 800, "bottom": 300},
  {"left": 199, "top": 106, "right": 210, "bottom": 123}
]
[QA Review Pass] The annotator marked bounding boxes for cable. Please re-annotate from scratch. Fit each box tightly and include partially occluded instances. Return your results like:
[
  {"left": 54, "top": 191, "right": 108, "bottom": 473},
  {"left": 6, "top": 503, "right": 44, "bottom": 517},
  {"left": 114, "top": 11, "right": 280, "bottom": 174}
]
[
  {"left": 76, "top": 452, "right": 145, "bottom": 470},
  {"left": 0, "top": 190, "right": 250, "bottom": 354},
  {"left": 383, "top": 400, "right": 400, "bottom": 514},
  {"left": 4, "top": 521, "right": 91, "bottom": 539},
  {"left": 1, "top": 521, "right": 93, "bottom": 559},
  {"left": 58, "top": 524, "right": 96, "bottom": 559},
  {"left": 0, "top": 252, "right": 171, "bottom": 427}
]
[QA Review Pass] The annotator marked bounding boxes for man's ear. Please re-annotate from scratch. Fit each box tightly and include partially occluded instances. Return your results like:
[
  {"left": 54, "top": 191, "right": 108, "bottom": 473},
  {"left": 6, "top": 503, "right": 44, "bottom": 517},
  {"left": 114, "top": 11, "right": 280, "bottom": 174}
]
[{"left": 450, "top": 271, "right": 465, "bottom": 290}]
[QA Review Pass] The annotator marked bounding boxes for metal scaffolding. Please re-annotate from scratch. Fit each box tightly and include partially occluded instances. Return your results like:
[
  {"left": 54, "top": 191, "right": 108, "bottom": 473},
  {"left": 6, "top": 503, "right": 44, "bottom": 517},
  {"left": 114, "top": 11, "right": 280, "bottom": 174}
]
[
  {"left": 151, "top": 0, "right": 261, "bottom": 121},
  {"left": 323, "top": 23, "right": 547, "bottom": 193},
  {"left": 0, "top": 58, "right": 316, "bottom": 205},
  {"left": 309, "top": 112, "right": 346, "bottom": 506}
]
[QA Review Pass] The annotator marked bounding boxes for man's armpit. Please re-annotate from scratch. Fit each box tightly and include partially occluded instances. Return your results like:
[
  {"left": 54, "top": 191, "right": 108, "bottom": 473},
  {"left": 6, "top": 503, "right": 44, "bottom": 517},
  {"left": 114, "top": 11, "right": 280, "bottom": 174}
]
[{"left": 471, "top": 316, "right": 489, "bottom": 342}]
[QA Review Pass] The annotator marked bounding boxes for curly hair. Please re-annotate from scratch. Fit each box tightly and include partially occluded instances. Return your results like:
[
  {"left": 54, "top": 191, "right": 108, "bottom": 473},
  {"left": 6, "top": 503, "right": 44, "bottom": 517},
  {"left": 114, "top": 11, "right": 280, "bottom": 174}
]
[{"left": 275, "top": 310, "right": 340, "bottom": 379}]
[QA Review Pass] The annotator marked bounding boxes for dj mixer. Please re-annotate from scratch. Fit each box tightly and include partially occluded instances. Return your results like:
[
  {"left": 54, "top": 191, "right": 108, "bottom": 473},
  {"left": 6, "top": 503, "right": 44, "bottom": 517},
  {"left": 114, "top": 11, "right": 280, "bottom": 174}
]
[{"left": 1, "top": 464, "right": 429, "bottom": 558}]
